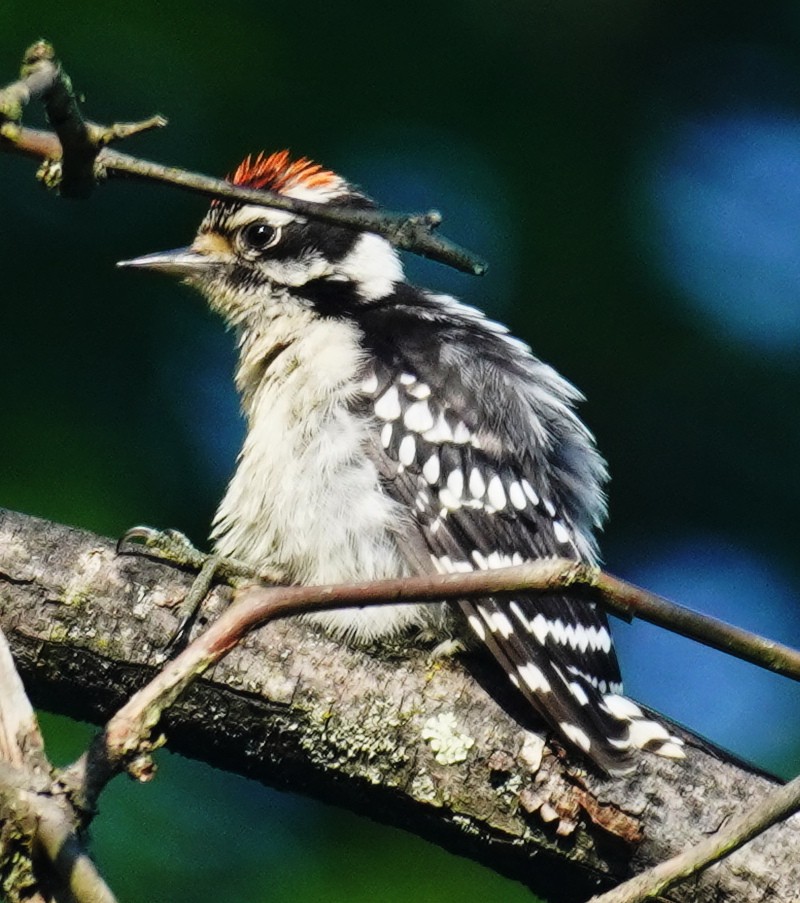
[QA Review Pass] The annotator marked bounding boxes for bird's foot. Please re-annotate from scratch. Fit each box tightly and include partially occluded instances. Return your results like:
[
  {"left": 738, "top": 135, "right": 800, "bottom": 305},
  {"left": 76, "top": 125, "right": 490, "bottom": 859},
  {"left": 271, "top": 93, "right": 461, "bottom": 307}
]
[
  {"left": 118, "top": 526, "right": 256, "bottom": 582},
  {"left": 118, "top": 526, "right": 261, "bottom": 655}
]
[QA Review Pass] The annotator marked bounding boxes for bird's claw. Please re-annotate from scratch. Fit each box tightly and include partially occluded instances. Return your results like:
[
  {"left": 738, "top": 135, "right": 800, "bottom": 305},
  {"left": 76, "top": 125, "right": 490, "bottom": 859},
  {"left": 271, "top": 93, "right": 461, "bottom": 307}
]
[
  {"left": 116, "top": 524, "right": 282, "bottom": 657},
  {"left": 117, "top": 526, "right": 230, "bottom": 656},
  {"left": 117, "top": 525, "right": 209, "bottom": 570}
]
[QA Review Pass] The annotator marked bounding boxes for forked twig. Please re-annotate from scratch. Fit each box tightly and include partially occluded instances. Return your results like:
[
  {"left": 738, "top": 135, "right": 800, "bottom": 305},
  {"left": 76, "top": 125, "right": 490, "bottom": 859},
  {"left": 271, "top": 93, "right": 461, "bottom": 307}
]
[{"left": 0, "top": 41, "right": 487, "bottom": 274}]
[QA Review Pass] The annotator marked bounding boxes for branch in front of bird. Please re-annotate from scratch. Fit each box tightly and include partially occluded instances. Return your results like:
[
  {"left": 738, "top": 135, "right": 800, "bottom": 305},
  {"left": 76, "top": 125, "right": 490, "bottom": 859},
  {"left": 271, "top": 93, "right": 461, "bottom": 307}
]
[
  {"left": 228, "top": 564, "right": 800, "bottom": 682},
  {"left": 0, "top": 41, "right": 487, "bottom": 275},
  {"left": 58, "top": 557, "right": 800, "bottom": 819}
]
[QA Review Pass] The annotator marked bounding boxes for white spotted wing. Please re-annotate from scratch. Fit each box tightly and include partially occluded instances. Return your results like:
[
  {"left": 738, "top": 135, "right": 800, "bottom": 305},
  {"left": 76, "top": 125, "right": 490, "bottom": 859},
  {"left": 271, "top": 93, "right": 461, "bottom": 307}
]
[{"left": 355, "top": 296, "right": 681, "bottom": 772}]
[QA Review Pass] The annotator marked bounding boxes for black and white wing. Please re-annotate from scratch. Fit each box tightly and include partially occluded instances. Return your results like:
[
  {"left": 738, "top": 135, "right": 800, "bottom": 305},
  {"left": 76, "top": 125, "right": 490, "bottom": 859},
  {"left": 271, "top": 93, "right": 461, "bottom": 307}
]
[{"left": 356, "top": 290, "right": 683, "bottom": 774}]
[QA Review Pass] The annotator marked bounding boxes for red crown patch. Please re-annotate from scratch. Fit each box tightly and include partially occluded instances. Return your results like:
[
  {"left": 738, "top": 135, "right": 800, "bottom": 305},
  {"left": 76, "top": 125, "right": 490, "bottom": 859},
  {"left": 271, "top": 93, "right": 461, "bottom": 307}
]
[{"left": 229, "top": 150, "right": 337, "bottom": 194}]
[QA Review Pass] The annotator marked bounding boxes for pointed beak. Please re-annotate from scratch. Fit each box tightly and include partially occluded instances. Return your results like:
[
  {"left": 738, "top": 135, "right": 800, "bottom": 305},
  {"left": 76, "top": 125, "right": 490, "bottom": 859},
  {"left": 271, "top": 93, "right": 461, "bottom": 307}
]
[{"left": 117, "top": 247, "right": 214, "bottom": 278}]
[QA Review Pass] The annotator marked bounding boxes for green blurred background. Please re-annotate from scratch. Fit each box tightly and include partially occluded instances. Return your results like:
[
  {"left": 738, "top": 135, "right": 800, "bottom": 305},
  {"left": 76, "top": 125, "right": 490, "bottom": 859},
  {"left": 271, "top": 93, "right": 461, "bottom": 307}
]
[{"left": 3, "top": 1, "right": 800, "bottom": 900}]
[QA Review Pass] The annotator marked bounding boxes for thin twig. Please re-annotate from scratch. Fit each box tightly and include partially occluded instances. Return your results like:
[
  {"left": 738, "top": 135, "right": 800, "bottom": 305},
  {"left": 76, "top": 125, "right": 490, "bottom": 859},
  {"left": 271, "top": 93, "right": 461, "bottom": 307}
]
[
  {"left": 0, "top": 123, "right": 486, "bottom": 274},
  {"left": 0, "top": 40, "right": 99, "bottom": 197},
  {"left": 588, "top": 772, "right": 800, "bottom": 903},
  {"left": 104, "top": 150, "right": 485, "bottom": 273},
  {"left": 237, "top": 563, "right": 800, "bottom": 680},
  {"left": 0, "top": 122, "right": 60, "bottom": 158},
  {"left": 592, "top": 569, "right": 800, "bottom": 680},
  {"left": 88, "top": 114, "right": 168, "bottom": 147},
  {"left": 0, "top": 41, "right": 58, "bottom": 121},
  {"left": 119, "top": 557, "right": 800, "bottom": 681},
  {"left": 27, "top": 41, "right": 96, "bottom": 197},
  {"left": 0, "top": 38, "right": 487, "bottom": 274}
]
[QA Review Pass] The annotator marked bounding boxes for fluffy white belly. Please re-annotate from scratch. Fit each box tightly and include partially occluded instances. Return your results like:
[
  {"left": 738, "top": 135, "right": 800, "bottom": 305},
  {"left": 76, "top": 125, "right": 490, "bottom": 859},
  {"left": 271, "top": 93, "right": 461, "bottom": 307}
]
[{"left": 210, "top": 311, "right": 439, "bottom": 643}]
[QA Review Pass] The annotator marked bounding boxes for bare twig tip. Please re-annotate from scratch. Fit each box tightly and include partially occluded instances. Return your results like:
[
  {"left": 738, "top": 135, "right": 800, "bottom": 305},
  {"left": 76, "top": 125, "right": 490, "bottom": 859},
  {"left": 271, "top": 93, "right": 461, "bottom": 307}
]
[
  {"left": 23, "top": 40, "right": 55, "bottom": 66},
  {"left": 425, "top": 209, "right": 443, "bottom": 228}
]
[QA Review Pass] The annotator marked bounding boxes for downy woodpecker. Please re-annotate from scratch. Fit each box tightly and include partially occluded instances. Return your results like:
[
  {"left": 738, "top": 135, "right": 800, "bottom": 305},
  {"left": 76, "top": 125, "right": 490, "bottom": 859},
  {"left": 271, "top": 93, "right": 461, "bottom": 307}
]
[{"left": 120, "top": 150, "right": 684, "bottom": 774}]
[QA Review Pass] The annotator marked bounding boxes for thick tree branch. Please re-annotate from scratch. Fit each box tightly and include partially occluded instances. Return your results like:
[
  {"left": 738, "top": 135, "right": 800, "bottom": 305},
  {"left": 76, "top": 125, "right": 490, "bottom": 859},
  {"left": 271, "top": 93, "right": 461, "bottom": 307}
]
[
  {"left": 0, "top": 618, "right": 46, "bottom": 772},
  {"left": 0, "top": 508, "right": 798, "bottom": 902},
  {"left": 53, "top": 535, "right": 800, "bottom": 817},
  {"left": 590, "top": 772, "right": 800, "bottom": 902}
]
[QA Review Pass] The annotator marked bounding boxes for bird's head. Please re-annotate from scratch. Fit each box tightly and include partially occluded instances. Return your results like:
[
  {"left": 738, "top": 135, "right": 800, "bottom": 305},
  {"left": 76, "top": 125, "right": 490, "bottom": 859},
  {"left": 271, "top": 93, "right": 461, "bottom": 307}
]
[{"left": 119, "top": 150, "right": 404, "bottom": 327}]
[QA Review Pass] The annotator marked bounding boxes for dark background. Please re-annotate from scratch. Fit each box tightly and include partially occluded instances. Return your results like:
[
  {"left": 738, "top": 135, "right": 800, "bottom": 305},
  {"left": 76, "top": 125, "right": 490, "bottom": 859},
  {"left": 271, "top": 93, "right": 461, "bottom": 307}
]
[{"left": 2, "top": 2, "right": 800, "bottom": 900}]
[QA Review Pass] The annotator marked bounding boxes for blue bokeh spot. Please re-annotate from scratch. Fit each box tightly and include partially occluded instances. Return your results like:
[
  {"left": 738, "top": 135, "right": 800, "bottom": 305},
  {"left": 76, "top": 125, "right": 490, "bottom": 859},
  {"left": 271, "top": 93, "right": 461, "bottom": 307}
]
[
  {"left": 613, "top": 537, "right": 800, "bottom": 772},
  {"left": 639, "top": 112, "right": 800, "bottom": 354}
]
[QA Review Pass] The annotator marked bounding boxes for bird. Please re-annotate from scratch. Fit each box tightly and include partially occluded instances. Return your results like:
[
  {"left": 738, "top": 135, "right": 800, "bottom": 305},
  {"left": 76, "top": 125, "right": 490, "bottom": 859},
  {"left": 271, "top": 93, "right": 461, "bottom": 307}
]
[{"left": 119, "top": 149, "right": 684, "bottom": 775}]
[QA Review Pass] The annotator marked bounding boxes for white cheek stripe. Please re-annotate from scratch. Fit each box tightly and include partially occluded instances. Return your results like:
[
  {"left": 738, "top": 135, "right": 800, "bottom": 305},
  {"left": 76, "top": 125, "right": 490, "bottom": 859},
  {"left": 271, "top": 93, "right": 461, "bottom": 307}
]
[{"left": 336, "top": 233, "right": 403, "bottom": 301}]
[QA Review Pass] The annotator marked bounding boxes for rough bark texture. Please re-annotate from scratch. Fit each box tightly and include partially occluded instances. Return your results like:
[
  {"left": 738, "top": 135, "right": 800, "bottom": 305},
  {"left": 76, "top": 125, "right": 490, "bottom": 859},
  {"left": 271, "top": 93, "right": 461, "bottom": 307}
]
[{"left": 0, "top": 508, "right": 797, "bottom": 902}]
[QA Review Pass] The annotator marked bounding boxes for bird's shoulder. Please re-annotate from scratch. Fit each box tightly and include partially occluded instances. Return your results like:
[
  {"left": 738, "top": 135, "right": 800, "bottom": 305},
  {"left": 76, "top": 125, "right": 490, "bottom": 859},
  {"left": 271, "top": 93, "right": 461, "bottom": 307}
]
[{"left": 350, "top": 283, "right": 608, "bottom": 551}]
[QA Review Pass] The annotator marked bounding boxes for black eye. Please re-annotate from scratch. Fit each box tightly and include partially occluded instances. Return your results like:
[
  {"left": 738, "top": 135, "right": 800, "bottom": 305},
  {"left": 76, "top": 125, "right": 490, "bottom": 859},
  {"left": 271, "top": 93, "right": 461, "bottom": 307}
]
[{"left": 239, "top": 221, "right": 281, "bottom": 251}]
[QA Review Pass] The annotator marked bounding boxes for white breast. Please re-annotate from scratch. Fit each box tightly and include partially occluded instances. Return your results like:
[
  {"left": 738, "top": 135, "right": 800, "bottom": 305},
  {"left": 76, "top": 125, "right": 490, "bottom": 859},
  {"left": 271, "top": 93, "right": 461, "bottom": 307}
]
[{"left": 211, "top": 301, "right": 435, "bottom": 642}]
